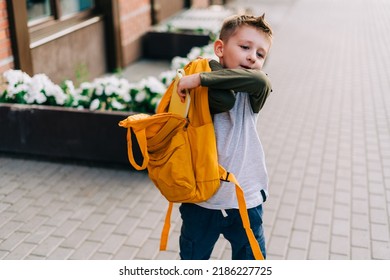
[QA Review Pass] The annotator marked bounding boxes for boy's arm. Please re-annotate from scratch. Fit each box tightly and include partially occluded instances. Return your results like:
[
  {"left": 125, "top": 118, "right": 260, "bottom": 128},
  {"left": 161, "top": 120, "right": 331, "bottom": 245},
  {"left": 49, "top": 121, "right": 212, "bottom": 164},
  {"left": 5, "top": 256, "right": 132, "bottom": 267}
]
[
  {"left": 176, "top": 60, "right": 236, "bottom": 114},
  {"left": 200, "top": 60, "right": 272, "bottom": 113},
  {"left": 208, "top": 60, "right": 236, "bottom": 114}
]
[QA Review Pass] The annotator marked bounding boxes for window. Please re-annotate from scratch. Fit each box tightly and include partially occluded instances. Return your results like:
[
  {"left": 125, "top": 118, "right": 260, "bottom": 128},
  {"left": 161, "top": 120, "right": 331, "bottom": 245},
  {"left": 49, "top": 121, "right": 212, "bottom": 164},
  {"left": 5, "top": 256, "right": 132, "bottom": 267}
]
[
  {"left": 27, "top": 0, "right": 51, "bottom": 22},
  {"left": 9, "top": 0, "right": 120, "bottom": 75},
  {"left": 60, "top": 0, "right": 95, "bottom": 17},
  {"left": 26, "top": 0, "right": 95, "bottom": 25}
]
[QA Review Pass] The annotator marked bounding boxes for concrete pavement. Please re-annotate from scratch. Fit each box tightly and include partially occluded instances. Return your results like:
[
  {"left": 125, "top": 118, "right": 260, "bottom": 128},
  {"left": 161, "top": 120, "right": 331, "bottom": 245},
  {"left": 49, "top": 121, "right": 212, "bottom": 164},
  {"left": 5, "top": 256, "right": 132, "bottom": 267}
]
[{"left": 1, "top": 0, "right": 390, "bottom": 260}]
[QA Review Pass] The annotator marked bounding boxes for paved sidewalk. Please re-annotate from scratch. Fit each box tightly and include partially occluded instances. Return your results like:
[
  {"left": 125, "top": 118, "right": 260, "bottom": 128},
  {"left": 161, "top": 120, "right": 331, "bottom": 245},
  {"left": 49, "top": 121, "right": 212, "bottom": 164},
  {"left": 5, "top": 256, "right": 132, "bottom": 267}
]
[{"left": 1, "top": 0, "right": 390, "bottom": 260}]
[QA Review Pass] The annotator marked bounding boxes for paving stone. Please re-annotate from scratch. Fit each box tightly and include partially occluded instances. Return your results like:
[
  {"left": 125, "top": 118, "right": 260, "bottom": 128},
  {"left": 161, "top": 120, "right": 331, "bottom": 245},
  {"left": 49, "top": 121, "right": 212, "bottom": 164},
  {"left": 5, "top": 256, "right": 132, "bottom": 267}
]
[
  {"left": 330, "top": 236, "right": 350, "bottom": 257},
  {"left": 52, "top": 220, "right": 82, "bottom": 238},
  {"left": 272, "top": 219, "right": 293, "bottom": 237},
  {"left": 98, "top": 234, "right": 127, "bottom": 255},
  {"left": 371, "top": 241, "right": 390, "bottom": 260},
  {"left": 332, "top": 219, "right": 350, "bottom": 237},
  {"left": 69, "top": 241, "right": 101, "bottom": 260},
  {"left": 267, "top": 236, "right": 288, "bottom": 257},
  {"left": 104, "top": 208, "right": 129, "bottom": 225},
  {"left": 351, "top": 247, "right": 371, "bottom": 260},
  {"left": 351, "top": 229, "right": 370, "bottom": 249},
  {"left": 31, "top": 236, "right": 65, "bottom": 257},
  {"left": 78, "top": 213, "right": 106, "bottom": 231},
  {"left": 125, "top": 228, "right": 153, "bottom": 247},
  {"left": 308, "top": 242, "right": 329, "bottom": 260},
  {"left": 18, "top": 215, "right": 48, "bottom": 233},
  {"left": 0, "top": 220, "right": 23, "bottom": 239},
  {"left": 24, "top": 225, "right": 56, "bottom": 245},
  {"left": 87, "top": 224, "right": 116, "bottom": 243},
  {"left": 286, "top": 248, "right": 307, "bottom": 260},
  {"left": 290, "top": 230, "right": 310, "bottom": 250},
  {"left": 90, "top": 252, "right": 112, "bottom": 260},
  {"left": 114, "top": 216, "right": 141, "bottom": 236},
  {"left": 370, "top": 224, "right": 390, "bottom": 242},
  {"left": 113, "top": 245, "right": 140, "bottom": 260},
  {"left": 60, "top": 229, "right": 91, "bottom": 249},
  {"left": 134, "top": 238, "right": 160, "bottom": 260},
  {"left": 47, "top": 247, "right": 75, "bottom": 260},
  {"left": 3, "top": 242, "right": 37, "bottom": 260},
  {"left": 0, "top": 231, "right": 28, "bottom": 252}
]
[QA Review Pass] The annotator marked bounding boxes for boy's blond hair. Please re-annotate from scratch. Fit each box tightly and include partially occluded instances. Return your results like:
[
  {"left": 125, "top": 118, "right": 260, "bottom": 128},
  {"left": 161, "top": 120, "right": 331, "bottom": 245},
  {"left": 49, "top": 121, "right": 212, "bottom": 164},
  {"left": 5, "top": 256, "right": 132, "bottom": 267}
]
[{"left": 219, "top": 13, "right": 273, "bottom": 41}]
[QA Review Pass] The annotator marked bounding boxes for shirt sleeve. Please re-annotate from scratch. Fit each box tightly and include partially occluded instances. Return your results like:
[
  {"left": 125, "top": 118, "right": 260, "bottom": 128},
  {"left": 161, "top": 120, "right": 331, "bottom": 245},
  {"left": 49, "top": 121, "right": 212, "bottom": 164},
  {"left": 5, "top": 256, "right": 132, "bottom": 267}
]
[
  {"left": 207, "top": 60, "right": 236, "bottom": 114},
  {"left": 202, "top": 60, "right": 272, "bottom": 113}
]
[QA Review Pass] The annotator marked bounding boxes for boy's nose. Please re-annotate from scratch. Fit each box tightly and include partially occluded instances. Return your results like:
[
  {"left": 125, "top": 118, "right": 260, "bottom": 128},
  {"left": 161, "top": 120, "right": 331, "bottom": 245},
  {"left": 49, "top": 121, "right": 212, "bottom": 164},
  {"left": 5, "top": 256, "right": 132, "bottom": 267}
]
[{"left": 247, "top": 52, "right": 256, "bottom": 63}]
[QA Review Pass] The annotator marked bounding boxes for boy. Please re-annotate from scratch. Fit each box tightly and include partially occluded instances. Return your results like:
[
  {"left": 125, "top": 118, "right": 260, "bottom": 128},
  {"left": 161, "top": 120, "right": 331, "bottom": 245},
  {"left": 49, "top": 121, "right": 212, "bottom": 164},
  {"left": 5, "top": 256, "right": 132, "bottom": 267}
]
[{"left": 177, "top": 14, "right": 273, "bottom": 260}]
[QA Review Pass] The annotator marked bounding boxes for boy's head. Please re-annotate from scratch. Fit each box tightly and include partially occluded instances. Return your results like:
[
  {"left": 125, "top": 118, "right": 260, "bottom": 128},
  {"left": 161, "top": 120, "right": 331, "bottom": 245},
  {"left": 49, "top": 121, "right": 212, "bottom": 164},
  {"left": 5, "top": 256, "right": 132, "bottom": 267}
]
[{"left": 214, "top": 14, "right": 273, "bottom": 70}]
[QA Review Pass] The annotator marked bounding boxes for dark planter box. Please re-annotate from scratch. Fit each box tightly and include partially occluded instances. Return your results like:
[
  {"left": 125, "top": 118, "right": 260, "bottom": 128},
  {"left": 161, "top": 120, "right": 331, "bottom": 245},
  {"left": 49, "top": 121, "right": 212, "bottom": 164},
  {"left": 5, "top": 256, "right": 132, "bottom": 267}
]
[
  {"left": 0, "top": 103, "right": 140, "bottom": 166},
  {"left": 142, "top": 31, "right": 210, "bottom": 59}
]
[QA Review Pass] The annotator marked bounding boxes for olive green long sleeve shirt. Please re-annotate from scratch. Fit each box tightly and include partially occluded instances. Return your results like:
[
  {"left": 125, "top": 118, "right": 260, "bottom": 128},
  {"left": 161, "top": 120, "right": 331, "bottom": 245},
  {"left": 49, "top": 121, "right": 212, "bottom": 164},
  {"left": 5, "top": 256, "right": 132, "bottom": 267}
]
[{"left": 201, "top": 60, "right": 272, "bottom": 114}]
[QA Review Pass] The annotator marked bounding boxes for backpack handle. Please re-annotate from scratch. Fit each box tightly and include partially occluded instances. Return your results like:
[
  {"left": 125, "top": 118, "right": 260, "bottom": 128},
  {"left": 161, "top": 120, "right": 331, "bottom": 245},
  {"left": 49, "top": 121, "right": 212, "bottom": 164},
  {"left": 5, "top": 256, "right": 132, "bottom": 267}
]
[{"left": 126, "top": 127, "right": 149, "bottom": 170}]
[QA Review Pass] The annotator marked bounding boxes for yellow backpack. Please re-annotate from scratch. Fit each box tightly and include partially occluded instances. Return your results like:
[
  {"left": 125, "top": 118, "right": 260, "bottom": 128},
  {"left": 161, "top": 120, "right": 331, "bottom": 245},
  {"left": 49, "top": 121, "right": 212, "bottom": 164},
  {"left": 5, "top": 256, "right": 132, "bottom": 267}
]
[{"left": 118, "top": 58, "right": 264, "bottom": 260}]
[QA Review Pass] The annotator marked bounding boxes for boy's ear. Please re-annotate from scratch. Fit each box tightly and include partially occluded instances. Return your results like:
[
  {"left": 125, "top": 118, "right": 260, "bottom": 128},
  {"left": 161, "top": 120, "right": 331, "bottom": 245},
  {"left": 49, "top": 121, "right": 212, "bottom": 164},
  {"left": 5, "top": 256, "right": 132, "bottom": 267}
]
[{"left": 214, "top": 39, "right": 224, "bottom": 58}]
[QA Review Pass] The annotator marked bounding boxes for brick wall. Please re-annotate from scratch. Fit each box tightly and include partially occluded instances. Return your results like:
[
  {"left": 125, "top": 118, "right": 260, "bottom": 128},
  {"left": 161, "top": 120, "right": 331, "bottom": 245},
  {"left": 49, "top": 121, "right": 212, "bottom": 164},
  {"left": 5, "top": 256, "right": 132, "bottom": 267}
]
[
  {"left": 0, "top": 0, "right": 13, "bottom": 73},
  {"left": 0, "top": 0, "right": 213, "bottom": 74},
  {"left": 118, "top": 0, "right": 152, "bottom": 65},
  {"left": 191, "top": 0, "right": 209, "bottom": 8},
  {"left": 118, "top": 0, "right": 212, "bottom": 65}
]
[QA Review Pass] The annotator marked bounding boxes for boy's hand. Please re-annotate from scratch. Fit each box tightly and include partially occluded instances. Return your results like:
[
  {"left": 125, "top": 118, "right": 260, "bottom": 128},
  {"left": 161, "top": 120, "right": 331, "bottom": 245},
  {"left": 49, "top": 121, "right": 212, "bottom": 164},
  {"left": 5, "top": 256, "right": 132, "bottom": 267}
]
[{"left": 177, "top": 74, "right": 201, "bottom": 103}]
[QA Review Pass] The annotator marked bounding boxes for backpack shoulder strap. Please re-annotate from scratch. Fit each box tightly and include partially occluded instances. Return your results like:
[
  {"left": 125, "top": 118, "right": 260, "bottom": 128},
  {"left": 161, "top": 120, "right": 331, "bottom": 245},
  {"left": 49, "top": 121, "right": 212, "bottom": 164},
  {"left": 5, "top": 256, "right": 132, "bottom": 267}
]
[
  {"left": 219, "top": 165, "right": 265, "bottom": 260},
  {"left": 160, "top": 202, "right": 173, "bottom": 251}
]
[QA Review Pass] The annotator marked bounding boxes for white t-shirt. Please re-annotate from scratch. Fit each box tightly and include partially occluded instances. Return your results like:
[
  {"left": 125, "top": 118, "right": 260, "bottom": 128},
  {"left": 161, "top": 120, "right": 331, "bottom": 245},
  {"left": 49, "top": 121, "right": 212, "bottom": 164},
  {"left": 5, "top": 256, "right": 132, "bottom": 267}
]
[{"left": 198, "top": 92, "right": 269, "bottom": 210}]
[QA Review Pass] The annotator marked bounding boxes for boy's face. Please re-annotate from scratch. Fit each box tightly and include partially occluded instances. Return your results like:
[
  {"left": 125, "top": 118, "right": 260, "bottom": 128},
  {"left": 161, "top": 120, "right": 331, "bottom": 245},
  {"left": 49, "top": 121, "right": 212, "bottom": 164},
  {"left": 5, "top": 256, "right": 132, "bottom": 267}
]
[{"left": 215, "top": 25, "right": 271, "bottom": 70}]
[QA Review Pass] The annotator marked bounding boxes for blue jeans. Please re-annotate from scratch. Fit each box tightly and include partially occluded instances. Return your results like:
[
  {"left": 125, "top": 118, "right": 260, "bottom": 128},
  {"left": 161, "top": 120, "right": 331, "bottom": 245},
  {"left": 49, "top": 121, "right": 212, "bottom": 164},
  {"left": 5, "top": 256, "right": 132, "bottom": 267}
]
[{"left": 179, "top": 203, "right": 266, "bottom": 260}]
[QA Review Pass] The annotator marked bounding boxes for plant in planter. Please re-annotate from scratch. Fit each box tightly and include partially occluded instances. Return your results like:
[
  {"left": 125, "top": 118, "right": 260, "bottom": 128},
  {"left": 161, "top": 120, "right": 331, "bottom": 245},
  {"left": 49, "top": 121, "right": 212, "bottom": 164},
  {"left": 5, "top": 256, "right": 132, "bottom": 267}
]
[
  {"left": 0, "top": 42, "right": 217, "bottom": 164},
  {"left": 0, "top": 41, "right": 217, "bottom": 115},
  {"left": 1, "top": 70, "right": 173, "bottom": 114},
  {"left": 1, "top": 70, "right": 70, "bottom": 107}
]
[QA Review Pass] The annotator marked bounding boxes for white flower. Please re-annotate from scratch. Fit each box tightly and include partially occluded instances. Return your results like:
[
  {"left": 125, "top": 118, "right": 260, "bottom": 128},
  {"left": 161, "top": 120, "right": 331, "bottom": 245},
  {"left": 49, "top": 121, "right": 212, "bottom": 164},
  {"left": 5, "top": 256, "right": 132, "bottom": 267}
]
[
  {"left": 24, "top": 90, "right": 47, "bottom": 104},
  {"left": 187, "top": 47, "right": 202, "bottom": 60},
  {"left": 52, "top": 85, "right": 67, "bottom": 105},
  {"left": 145, "top": 76, "right": 166, "bottom": 95},
  {"left": 104, "top": 84, "right": 116, "bottom": 96},
  {"left": 118, "top": 78, "right": 130, "bottom": 88},
  {"left": 90, "top": 99, "right": 100, "bottom": 110},
  {"left": 150, "top": 96, "right": 162, "bottom": 112},
  {"left": 135, "top": 90, "right": 147, "bottom": 103},
  {"left": 95, "top": 84, "right": 104, "bottom": 96},
  {"left": 159, "top": 70, "right": 176, "bottom": 86},
  {"left": 3, "top": 69, "right": 31, "bottom": 87},
  {"left": 201, "top": 44, "right": 215, "bottom": 55},
  {"left": 80, "top": 82, "right": 93, "bottom": 91},
  {"left": 111, "top": 98, "right": 126, "bottom": 110},
  {"left": 64, "top": 80, "right": 76, "bottom": 95},
  {"left": 117, "top": 88, "right": 131, "bottom": 102},
  {"left": 6, "top": 83, "right": 28, "bottom": 98},
  {"left": 171, "top": 56, "right": 190, "bottom": 70}
]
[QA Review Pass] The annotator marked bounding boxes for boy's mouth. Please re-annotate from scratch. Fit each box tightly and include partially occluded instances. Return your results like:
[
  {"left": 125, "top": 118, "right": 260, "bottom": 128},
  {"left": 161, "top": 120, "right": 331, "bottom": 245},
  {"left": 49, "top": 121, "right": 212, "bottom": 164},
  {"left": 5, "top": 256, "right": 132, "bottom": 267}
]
[{"left": 240, "top": 65, "right": 251, "bottom": 69}]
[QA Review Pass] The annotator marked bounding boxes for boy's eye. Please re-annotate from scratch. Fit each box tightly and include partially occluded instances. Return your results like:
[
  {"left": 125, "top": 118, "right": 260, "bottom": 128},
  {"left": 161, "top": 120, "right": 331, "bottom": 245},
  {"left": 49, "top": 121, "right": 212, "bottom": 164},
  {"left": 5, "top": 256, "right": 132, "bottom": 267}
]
[
  {"left": 257, "top": 52, "right": 264, "bottom": 58},
  {"left": 240, "top": 45, "right": 249, "bottom": 50}
]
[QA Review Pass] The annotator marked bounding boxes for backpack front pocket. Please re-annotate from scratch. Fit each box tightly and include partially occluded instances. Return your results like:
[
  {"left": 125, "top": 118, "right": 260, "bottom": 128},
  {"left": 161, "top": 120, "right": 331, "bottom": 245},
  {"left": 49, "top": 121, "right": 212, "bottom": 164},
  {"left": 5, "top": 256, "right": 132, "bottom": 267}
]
[{"left": 148, "top": 129, "right": 196, "bottom": 202}]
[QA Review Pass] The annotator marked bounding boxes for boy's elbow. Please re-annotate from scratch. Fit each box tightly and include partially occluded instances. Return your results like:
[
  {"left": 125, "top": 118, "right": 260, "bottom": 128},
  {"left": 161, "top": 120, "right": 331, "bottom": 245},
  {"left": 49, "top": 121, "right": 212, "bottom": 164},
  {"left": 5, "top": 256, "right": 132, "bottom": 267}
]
[{"left": 253, "top": 71, "right": 272, "bottom": 92}]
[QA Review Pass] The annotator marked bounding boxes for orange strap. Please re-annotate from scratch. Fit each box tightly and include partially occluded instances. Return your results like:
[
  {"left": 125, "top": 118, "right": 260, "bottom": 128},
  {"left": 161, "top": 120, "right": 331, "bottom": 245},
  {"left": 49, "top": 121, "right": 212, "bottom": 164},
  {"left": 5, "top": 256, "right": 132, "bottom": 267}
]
[
  {"left": 160, "top": 202, "right": 173, "bottom": 251},
  {"left": 224, "top": 171, "right": 264, "bottom": 260},
  {"left": 159, "top": 172, "right": 264, "bottom": 260},
  {"left": 126, "top": 128, "right": 149, "bottom": 170}
]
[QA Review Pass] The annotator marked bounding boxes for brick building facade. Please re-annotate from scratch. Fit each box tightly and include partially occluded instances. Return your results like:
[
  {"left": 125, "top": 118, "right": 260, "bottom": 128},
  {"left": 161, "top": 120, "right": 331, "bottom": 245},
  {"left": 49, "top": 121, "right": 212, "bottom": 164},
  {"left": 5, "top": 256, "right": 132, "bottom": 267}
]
[
  {"left": 0, "top": 0, "right": 213, "bottom": 83},
  {"left": 0, "top": 0, "right": 12, "bottom": 73}
]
